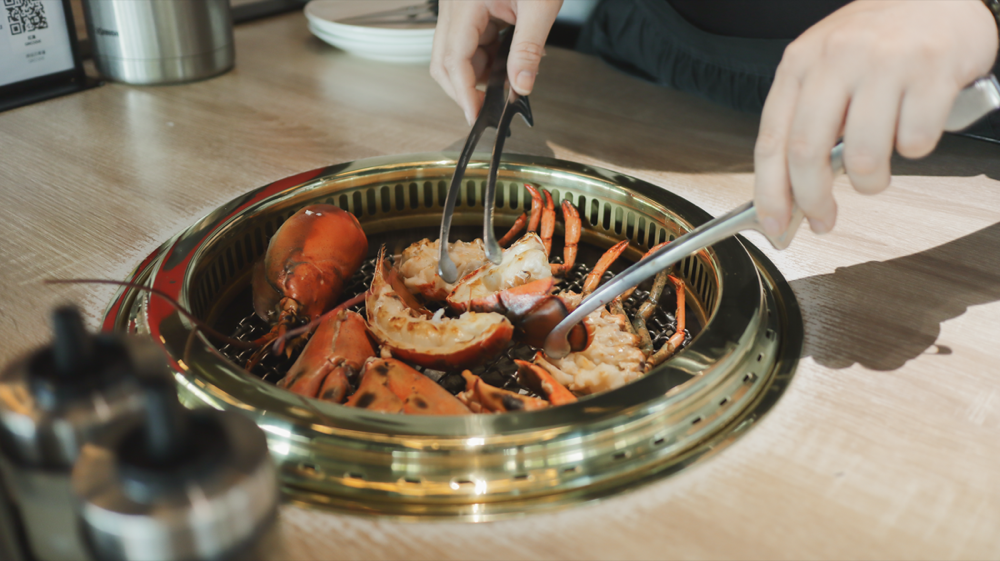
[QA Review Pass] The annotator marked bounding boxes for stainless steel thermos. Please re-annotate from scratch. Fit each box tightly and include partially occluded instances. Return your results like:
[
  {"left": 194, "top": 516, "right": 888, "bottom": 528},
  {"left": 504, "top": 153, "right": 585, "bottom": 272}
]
[{"left": 82, "top": 0, "right": 235, "bottom": 85}]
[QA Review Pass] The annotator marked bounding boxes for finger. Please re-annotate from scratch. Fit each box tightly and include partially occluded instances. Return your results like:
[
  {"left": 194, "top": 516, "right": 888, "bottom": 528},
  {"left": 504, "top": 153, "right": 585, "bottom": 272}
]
[
  {"left": 896, "top": 80, "right": 958, "bottom": 159},
  {"left": 430, "top": 4, "right": 457, "bottom": 100},
  {"left": 841, "top": 80, "right": 902, "bottom": 195},
  {"left": 479, "top": 19, "right": 500, "bottom": 46},
  {"left": 754, "top": 72, "right": 799, "bottom": 238},
  {"left": 433, "top": 4, "right": 493, "bottom": 124},
  {"left": 786, "top": 73, "right": 850, "bottom": 234},
  {"left": 507, "top": 0, "right": 562, "bottom": 95},
  {"left": 471, "top": 46, "right": 490, "bottom": 83}
]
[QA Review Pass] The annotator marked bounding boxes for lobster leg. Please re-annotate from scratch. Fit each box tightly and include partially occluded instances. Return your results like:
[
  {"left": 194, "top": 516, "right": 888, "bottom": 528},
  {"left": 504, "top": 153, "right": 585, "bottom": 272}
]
[
  {"left": 550, "top": 200, "right": 581, "bottom": 276},
  {"left": 498, "top": 212, "right": 528, "bottom": 247},
  {"left": 645, "top": 274, "right": 687, "bottom": 369},
  {"left": 245, "top": 296, "right": 305, "bottom": 370},
  {"left": 582, "top": 240, "right": 630, "bottom": 296},
  {"left": 459, "top": 371, "right": 549, "bottom": 413},
  {"left": 539, "top": 190, "right": 556, "bottom": 256},
  {"left": 632, "top": 271, "right": 668, "bottom": 356},
  {"left": 245, "top": 332, "right": 277, "bottom": 372},
  {"left": 619, "top": 240, "right": 670, "bottom": 303},
  {"left": 609, "top": 296, "right": 638, "bottom": 336},
  {"left": 525, "top": 184, "right": 543, "bottom": 233},
  {"left": 515, "top": 359, "right": 577, "bottom": 406}
]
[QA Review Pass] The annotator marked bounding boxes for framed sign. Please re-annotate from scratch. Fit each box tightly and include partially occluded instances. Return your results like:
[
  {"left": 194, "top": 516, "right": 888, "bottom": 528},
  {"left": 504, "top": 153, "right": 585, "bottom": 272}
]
[{"left": 0, "top": 0, "right": 95, "bottom": 112}]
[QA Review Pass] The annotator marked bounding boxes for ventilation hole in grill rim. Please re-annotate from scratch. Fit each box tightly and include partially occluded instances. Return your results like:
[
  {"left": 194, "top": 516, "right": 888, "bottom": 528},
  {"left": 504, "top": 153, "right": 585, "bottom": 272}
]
[
  {"left": 613, "top": 451, "right": 630, "bottom": 461},
  {"left": 401, "top": 476, "right": 422, "bottom": 485},
  {"left": 562, "top": 466, "right": 579, "bottom": 474},
  {"left": 465, "top": 180, "right": 477, "bottom": 206},
  {"left": 513, "top": 473, "right": 531, "bottom": 481},
  {"left": 743, "top": 373, "right": 758, "bottom": 384},
  {"left": 766, "top": 328, "right": 775, "bottom": 340},
  {"left": 232, "top": 242, "right": 244, "bottom": 272},
  {"left": 453, "top": 479, "right": 474, "bottom": 486},
  {"left": 691, "top": 416, "right": 703, "bottom": 425},
  {"left": 244, "top": 232, "right": 256, "bottom": 264},
  {"left": 299, "top": 463, "right": 322, "bottom": 475},
  {"left": 437, "top": 181, "right": 447, "bottom": 206},
  {"left": 345, "top": 472, "right": 365, "bottom": 480},
  {"left": 376, "top": 185, "right": 389, "bottom": 213},
  {"left": 351, "top": 191, "right": 363, "bottom": 217},
  {"left": 396, "top": 184, "right": 406, "bottom": 211},
  {"left": 719, "top": 397, "right": 729, "bottom": 406},
  {"left": 366, "top": 188, "right": 377, "bottom": 216},
  {"left": 653, "top": 437, "right": 666, "bottom": 446},
  {"left": 423, "top": 181, "right": 433, "bottom": 208}
]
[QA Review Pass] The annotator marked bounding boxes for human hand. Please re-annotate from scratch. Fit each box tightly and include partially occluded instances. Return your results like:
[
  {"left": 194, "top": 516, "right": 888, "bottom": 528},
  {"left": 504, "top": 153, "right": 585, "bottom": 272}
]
[
  {"left": 430, "top": 0, "right": 563, "bottom": 125},
  {"left": 753, "top": 0, "right": 999, "bottom": 236}
]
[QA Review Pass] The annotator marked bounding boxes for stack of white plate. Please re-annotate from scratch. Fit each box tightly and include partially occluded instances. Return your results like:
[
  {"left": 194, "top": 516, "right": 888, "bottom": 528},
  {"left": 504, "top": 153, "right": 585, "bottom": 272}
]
[{"left": 304, "top": 0, "right": 436, "bottom": 64}]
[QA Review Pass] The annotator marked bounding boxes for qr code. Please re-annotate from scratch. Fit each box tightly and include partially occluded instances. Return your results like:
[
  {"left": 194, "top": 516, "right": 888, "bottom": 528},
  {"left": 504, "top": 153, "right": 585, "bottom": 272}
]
[{"left": 5, "top": 0, "right": 48, "bottom": 36}]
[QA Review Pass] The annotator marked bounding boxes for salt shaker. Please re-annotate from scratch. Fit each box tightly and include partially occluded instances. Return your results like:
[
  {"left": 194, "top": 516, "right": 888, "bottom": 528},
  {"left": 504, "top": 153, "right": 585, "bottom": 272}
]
[
  {"left": 73, "top": 372, "right": 280, "bottom": 560},
  {"left": 0, "top": 306, "right": 153, "bottom": 561}
]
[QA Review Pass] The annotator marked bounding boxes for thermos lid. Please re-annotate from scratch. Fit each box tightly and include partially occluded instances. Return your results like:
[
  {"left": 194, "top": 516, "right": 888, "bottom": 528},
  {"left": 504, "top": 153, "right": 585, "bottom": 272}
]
[
  {"left": 73, "top": 377, "right": 278, "bottom": 561},
  {"left": 0, "top": 306, "right": 153, "bottom": 469}
]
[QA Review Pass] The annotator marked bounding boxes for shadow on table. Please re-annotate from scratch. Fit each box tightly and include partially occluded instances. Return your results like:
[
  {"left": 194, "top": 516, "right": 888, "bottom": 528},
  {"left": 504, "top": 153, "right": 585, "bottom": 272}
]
[{"left": 790, "top": 221, "right": 1000, "bottom": 371}]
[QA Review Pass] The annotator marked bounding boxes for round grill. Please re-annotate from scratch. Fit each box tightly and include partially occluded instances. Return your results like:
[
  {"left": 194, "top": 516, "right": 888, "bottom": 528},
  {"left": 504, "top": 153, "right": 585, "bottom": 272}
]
[{"left": 103, "top": 153, "right": 802, "bottom": 520}]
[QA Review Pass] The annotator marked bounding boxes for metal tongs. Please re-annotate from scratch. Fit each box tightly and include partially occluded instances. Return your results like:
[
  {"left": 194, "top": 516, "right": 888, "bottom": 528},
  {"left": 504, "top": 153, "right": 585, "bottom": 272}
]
[
  {"left": 438, "top": 27, "right": 533, "bottom": 283},
  {"left": 543, "top": 74, "right": 1000, "bottom": 359}
]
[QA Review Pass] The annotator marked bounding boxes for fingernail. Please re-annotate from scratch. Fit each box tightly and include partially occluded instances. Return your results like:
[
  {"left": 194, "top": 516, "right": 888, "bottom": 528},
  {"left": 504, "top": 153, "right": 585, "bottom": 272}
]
[
  {"left": 761, "top": 216, "right": 781, "bottom": 237},
  {"left": 809, "top": 217, "right": 832, "bottom": 234},
  {"left": 516, "top": 70, "right": 535, "bottom": 93}
]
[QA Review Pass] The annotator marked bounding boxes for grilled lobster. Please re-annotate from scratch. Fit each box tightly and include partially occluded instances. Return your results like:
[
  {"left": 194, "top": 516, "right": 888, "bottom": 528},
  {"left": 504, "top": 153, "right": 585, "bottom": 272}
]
[{"left": 248, "top": 204, "right": 368, "bottom": 368}]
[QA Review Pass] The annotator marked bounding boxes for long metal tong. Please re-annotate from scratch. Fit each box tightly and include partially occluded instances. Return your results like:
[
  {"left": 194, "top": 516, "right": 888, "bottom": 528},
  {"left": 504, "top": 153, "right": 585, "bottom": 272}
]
[
  {"left": 438, "top": 27, "right": 533, "bottom": 283},
  {"left": 542, "top": 74, "right": 1000, "bottom": 359}
]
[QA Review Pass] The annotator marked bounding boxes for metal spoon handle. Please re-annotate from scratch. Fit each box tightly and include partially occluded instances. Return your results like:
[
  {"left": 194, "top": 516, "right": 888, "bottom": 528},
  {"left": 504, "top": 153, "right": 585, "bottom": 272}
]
[
  {"left": 542, "top": 74, "right": 1000, "bottom": 359},
  {"left": 542, "top": 201, "right": 769, "bottom": 358}
]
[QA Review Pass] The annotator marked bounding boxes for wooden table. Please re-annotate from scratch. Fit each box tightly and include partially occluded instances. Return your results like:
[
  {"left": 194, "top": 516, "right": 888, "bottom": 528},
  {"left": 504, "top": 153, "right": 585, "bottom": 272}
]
[{"left": 2, "top": 11, "right": 999, "bottom": 560}]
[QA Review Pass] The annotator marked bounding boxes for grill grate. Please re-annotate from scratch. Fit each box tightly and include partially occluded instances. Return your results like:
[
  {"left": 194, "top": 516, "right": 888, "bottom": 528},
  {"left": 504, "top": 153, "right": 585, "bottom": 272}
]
[{"left": 217, "top": 252, "right": 692, "bottom": 398}]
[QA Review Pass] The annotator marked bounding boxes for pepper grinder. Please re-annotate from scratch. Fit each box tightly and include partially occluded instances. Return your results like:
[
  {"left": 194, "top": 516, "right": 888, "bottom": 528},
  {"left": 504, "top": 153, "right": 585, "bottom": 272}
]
[
  {"left": 0, "top": 306, "right": 154, "bottom": 561},
  {"left": 73, "top": 370, "right": 280, "bottom": 560}
]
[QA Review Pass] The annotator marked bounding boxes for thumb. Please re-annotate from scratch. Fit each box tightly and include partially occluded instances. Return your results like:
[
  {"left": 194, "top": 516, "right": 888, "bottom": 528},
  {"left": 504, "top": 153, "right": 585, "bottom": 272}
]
[{"left": 507, "top": 0, "right": 562, "bottom": 95}]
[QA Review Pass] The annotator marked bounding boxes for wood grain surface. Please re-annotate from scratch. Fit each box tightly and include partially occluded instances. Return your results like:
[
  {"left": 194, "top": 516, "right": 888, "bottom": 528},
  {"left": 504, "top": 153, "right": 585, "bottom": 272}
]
[{"left": 2, "top": 11, "right": 1000, "bottom": 560}]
